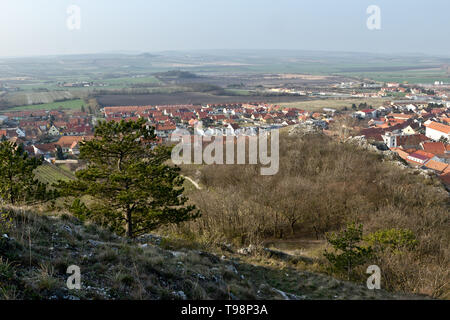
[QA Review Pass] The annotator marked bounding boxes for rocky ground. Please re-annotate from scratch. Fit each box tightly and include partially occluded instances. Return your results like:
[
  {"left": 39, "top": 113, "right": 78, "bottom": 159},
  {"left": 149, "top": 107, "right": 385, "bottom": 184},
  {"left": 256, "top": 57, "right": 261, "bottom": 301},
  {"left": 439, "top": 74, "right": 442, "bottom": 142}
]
[{"left": 0, "top": 207, "right": 426, "bottom": 300}]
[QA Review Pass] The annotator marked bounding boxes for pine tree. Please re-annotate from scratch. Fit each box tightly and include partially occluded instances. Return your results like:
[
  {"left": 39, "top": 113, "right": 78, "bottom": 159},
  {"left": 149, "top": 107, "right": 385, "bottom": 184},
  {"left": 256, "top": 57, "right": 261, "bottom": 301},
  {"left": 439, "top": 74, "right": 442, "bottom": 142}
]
[
  {"left": 56, "top": 145, "right": 65, "bottom": 160},
  {"left": 323, "top": 223, "right": 373, "bottom": 280},
  {"left": 58, "top": 118, "right": 199, "bottom": 238},
  {"left": 0, "top": 141, "right": 50, "bottom": 204}
]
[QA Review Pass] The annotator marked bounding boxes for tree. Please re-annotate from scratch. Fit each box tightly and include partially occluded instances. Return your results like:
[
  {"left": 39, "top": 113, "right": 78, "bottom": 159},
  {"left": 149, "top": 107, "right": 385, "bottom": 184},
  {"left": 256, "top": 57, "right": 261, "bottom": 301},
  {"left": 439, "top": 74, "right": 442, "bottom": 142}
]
[
  {"left": 56, "top": 145, "right": 65, "bottom": 160},
  {"left": 0, "top": 141, "right": 50, "bottom": 205},
  {"left": 58, "top": 118, "right": 199, "bottom": 238},
  {"left": 323, "top": 222, "right": 373, "bottom": 280},
  {"left": 270, "top": 177, "right": 308, "bottom": 236}
]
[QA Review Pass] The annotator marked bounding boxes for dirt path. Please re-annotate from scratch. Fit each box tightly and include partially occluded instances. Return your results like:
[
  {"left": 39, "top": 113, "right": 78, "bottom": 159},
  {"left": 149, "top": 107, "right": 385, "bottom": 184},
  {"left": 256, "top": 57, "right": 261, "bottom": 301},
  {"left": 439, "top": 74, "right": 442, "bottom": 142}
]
[{"left": 182, "top": 175, "right": 202, "bottom": 190}]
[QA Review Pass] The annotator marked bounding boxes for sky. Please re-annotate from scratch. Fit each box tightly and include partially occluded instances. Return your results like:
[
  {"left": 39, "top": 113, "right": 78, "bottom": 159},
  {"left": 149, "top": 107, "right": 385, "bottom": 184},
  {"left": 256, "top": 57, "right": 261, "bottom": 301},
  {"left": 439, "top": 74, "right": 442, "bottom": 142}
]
[{"left": 0, "top": 0, "right": 449, "bottom": 58}]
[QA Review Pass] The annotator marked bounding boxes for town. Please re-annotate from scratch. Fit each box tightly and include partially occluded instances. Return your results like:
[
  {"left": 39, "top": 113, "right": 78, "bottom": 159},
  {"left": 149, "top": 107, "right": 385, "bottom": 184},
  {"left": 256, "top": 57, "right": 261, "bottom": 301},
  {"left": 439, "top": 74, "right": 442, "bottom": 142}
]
[{"left": 1, "top": 86, "right": 449, "bottom": 189}]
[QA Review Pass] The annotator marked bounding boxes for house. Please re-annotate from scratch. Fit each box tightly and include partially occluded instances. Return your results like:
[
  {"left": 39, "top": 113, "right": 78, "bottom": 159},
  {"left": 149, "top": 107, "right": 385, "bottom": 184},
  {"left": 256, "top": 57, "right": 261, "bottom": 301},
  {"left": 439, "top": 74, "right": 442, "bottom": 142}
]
[
  {"left": 154, "top": 123, "right": 176, "bottom": 138},
  {"left": 424, "top": 121, "right": 450, "bottom": 141},
  {"left": 225, "top": 123, "right": 241, "bottom": 136},
  {"left": 387, "top": 113, "right": 414, "bottom": 121},
  {"left": 0, "top": 115, "right": 8, "bottom": 124},
  {"left": 14, "top": 128, "right": 26, "bottom": 138},
  {"left": 423, "top": 160, "right": 448, "bottom": 173},
  {"left": 390, "top": 148, "right": 409, "bottom": 161},
  {"left": 407, "top": 152, "right": 431, "bottom": 165},
  {"left": 396, "top": 134, "right": 429, "bottom": 150},
  {"left": 48, "top": 125, "right": 60, "bottom": 136},
  {"left": 402, "top": 122, "right": 420, "bottom": 135},
  {"left": 421, "top": 141, "right": 447, "bottom": 156},
  {"left": 356, "top": 109, "right": 377, "bottom": 119},
  {"left": 32, "top": 143, "right": 57, "bottom": 159},
  {"left": 382, "top": 132, "right": 398, "bottom": 148},
  {"left": 69, "top": 141, "right": 81, "bottom": 155},
  {"left": 55, "top": 136, "right": 92, "bottom": 153}
]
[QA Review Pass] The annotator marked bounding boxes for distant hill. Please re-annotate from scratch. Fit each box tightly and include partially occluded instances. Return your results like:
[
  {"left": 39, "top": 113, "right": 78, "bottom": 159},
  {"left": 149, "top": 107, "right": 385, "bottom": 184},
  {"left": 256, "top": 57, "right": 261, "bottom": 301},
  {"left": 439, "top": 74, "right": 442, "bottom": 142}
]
[{"left": 154, "top": 70, "right": 199, "bottom": 79}]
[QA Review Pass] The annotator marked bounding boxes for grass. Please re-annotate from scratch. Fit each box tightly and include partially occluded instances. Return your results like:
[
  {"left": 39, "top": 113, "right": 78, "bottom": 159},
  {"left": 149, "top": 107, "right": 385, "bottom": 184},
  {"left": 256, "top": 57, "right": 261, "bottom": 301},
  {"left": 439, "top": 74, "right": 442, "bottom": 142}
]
[
  {"left": 3, "top": 99, "right": 85, "bottom": 112},
  {"left": 279, "top": 98, "right": 388, "bottom": 111},
  {"left": 0, "top": 206, "right": 420, "bottom": 300},
  {"left": 345, "top": 68, "right": 450, "bottom": 84},
  {"left": 34, "top": 163, "right": 76, "bottom": 185},
  {"left": 101, "top": 76, "right": 160, "bottom": 86}
]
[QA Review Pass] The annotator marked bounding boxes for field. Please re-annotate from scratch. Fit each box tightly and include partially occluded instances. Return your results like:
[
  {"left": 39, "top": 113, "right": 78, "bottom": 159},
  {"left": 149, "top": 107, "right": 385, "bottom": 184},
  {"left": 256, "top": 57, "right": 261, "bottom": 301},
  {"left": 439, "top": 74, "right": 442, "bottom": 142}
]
[
  {"left": 1, "top": 51, "right": 448, "bottom": 113},
  {"left": 101, "top": 76, "right": 160, "bottom": 86},
  {"left": 34, "top": 163, "right": 76, "bottom": 185},
  {"left": 96, "top": 92, "right": 312, "bottom": 107},
  {"left": 345, "top": 67, "right": 450, "bottom": 84},
  {"left": 279, "top": 97, "right": 388, "bottom": 111},
  {"left": 2, "top": 99, "right": 85, "bottom": 112}
]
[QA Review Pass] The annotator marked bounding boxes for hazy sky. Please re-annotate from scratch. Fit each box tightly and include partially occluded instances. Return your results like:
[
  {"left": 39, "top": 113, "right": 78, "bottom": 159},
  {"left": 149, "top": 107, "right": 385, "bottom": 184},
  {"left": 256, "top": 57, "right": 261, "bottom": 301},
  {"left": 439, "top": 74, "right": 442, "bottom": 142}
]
[{"left": 0, "top": 0, "right": 449, "bottom": 58}]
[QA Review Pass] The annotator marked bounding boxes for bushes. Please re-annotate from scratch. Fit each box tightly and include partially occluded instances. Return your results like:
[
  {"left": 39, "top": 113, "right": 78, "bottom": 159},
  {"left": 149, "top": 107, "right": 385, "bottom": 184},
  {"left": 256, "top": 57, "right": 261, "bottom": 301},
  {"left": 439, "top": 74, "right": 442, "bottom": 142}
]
[
  {"left": 365, "top": 228, "right": 418, "bottom": 252},
  {"left": 176, "top": 132, "right": 449, "bottom": 298},
  {"left": 323, "top": 223, "right": 373, "bottom": 280}
]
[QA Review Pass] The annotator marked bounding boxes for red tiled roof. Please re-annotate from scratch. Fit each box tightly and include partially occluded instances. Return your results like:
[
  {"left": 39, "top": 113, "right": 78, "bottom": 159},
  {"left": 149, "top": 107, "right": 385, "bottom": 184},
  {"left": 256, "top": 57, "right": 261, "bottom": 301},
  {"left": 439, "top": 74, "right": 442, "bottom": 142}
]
[
  {"left": 425, "top": 121, "right": 450, "bottom": 134},
  {"left": 414, "top": 150, "right": 435, "bottom": 159},
  {"left": 424, "top": 160, "right": 448, "bottom": 173},
  {"left": 421, "top": 142, "right": 446, "bottom": 155}
]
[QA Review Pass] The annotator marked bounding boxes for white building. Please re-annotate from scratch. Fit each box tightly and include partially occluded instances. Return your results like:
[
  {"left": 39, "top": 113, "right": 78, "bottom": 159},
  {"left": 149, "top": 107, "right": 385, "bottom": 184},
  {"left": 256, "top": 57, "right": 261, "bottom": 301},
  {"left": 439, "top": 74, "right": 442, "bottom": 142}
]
[
  {"left": 424, "top": 121, "right": 450, "bottom": 141},
  {"left": 48, "top": 125, "right": 60, "bottom": 136},
  {"left": 382, "top": 132, "right": 398, "bottom": 148},
  {"left": 355, "top": 109, "right": 377, "bottom": 119}
]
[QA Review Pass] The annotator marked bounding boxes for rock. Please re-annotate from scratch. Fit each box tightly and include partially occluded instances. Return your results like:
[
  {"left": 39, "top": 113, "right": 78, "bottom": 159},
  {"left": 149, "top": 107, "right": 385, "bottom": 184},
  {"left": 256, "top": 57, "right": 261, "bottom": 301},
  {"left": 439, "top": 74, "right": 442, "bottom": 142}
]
[
  {"left": 196, "top": 273, "right": 206, "bottom": 281},
  {"left": 62, "top": 225, "right": 72, "bottom": 234},
  {"left": 172, "top": 290, "right": 187, "bottom": 300},
  {"left": 198, "top": 251, "right": 220, "bottom": 263},
  {"left": 169, "top": 250, "right": 186, "bottom": 258},
  {"left": 237, "top": 244, "right": 257, "bottom": 255},
  {"left": 138, "top": 234, "right": 162, "bottom": 245},
  {"left": 219, "top": 242, "right": 234, "bottom": 253},
  {"left": 87, "top": 240, "right": 104, "bottom": 247},
  {"left": 271, "top": 288, "right": 305, "bottom": 300},
  {"left": 226, "top": 265, "right": 238, "bottom": 274}
]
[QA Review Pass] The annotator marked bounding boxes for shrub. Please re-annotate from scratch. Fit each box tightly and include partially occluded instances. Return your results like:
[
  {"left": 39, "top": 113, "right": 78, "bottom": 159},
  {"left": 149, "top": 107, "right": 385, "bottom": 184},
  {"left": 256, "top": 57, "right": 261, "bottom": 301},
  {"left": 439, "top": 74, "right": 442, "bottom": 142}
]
[
  {"left": 323, "top": 223, "right": 373, "bottom": 280},
  {"left": 365, "top": 228, "right": 418, "bottom": 253}
]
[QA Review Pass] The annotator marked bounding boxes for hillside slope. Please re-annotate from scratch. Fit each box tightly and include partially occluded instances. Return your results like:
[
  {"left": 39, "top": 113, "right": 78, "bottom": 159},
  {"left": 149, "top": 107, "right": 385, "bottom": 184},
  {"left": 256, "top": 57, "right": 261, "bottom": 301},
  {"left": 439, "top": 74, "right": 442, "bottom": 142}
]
[{"left": 0, "top": 207, "right": 424, "bottom": 300}]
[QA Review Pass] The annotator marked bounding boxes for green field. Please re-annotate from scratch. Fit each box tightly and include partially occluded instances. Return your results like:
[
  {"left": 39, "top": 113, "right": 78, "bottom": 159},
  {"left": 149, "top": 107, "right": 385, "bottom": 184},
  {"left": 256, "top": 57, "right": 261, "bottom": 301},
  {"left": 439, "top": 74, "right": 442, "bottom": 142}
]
[
  {"left": 34, "top": 163, "right": 76, "bottom": 185},
  {"left": 280, "top": 97, "right": 388, "bottom": 111},
  {"left": 345, "top": 68, "right": 450, "bottom": 84},
  {"left": 3, "top": 99, "right": 85, "bottom": 112},
  {"left": 102, "top": 76, "right": 160, "bottom": 85}
]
